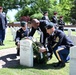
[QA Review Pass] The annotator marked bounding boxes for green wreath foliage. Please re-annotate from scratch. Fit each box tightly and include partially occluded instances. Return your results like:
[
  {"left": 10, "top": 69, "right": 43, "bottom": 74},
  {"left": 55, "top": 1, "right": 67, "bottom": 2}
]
[{"left": 32, "top": 42, "right": 48, "bottom": 64}]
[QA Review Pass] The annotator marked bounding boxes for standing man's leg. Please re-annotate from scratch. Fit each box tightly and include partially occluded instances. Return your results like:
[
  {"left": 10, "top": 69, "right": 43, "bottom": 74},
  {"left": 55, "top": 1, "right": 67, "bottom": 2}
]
[
  {"left": 0, "top": 30, "right": 3, "bottom": 45},
  {"left": 2, "top": 29, "right": 5, "bottom": 45}
]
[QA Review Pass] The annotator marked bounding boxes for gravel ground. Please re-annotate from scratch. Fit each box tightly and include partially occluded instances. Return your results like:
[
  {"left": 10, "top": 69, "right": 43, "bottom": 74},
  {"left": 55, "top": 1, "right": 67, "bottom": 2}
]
[{"left": 0, "top": 47, "right": 20, "bottom": 68}]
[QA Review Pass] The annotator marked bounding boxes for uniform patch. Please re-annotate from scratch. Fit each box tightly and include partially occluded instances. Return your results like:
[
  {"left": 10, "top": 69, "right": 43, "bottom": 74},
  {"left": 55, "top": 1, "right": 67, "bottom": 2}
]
[
  {"left": 18, "top": 30, "right": 20, "bottom": 32},
  {"left": 55, "top": 37, "right": 59, "bottom": 42}
]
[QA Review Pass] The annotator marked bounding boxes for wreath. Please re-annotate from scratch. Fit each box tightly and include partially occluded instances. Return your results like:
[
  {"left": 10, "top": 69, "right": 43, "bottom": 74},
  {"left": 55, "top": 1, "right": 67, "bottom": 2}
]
[
  {"left": 23, "top": 37, "right": 52, "bottom": 64},
  {"left": 32, "top": 42, "right": 48, "bottom": 64}
]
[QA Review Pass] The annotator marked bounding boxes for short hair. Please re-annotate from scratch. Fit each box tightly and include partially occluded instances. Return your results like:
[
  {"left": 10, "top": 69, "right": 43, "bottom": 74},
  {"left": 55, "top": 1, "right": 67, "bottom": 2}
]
[
  {"left": 43, "top": 11, "right": 48, "bottom": 15},
  {"left": 60, "top": 16, "right": 63, "bottom": 18},
  {"left": 54, "top": 12, "right": 57, "bottom": 15},
  {"left": 31, "top": 19, "right": 39, "bottom": 24}
]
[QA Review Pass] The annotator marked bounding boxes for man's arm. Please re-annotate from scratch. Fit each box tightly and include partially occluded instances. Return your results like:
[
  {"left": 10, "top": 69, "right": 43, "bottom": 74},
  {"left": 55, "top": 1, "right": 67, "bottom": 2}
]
[{"left": 29, "top": 27, "right": 36, "bottom": 36}]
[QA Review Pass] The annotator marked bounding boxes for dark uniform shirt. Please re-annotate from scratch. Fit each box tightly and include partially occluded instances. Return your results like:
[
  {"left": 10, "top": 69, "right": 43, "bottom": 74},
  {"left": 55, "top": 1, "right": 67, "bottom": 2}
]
[
  {"left": 51, "top": 16, "right": 58, "bottom": 23},
  {"left": 58, "top": 19, "right": 65, "bottom": 31},
  {"left": 48, "top": 30, "right": 74, "bottom": 50},
  {"left": 0, "top": 13, "right": 7, "bottom": 30},
  {"left": 15, "top": 28, "right": 29, "bottom": 45},
  {"left": 29, "top": 20, "right": 49, "bottom": 45},
  {"left": 42, "top": 16, "right": 50, "bottom": 22}
]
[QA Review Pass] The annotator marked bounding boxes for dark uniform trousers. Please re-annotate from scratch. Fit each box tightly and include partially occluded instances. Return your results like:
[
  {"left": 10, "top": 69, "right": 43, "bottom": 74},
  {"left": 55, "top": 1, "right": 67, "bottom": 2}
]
[
  {"left": 47, "top": 30, "right": 74, "bottom": 63},
  {"left": 0, "top": 29, "right": 5, "bottom": 43},
  {"left": 53, "top": 46, "right": 70, "bottom": 62}
]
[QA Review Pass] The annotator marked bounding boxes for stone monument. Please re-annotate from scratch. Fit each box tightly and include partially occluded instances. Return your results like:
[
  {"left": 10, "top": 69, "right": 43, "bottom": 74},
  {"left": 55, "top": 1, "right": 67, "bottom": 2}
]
[{"left": 20, "top": 39, "right": 33, "bottom": 67}]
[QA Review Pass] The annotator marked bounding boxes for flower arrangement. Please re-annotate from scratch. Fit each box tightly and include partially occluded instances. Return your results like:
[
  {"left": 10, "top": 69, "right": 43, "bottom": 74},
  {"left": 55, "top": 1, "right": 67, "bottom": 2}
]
[
  {"left": 23, "top": 37, "right": 52, "bottom": 64},
  {"left": 32, "top": 42, "right": 48, "bottom": 64}
]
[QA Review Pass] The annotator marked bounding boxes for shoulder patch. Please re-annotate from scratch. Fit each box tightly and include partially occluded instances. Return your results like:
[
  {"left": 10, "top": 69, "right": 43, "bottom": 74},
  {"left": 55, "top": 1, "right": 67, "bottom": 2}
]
[
  {"left": 18, "top": 30, "right": 20, "bottom": 32},
  {"left": 55, "top": 37, "right": 59, "bottom": 42}
]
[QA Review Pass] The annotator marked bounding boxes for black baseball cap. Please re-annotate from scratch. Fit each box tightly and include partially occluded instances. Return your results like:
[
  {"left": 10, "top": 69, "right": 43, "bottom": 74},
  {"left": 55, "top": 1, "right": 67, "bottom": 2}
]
[
  {"left": 46, "top": 22, "right": 54, "bottom": 29},
  {"left": 20, "top": 21, "right": 27, "bottom": 27}
]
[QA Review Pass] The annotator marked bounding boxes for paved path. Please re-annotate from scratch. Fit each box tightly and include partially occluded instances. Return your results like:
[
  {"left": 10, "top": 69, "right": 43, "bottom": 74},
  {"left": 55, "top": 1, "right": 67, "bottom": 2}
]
[{"left": 0, "top": 47, "right": 20, "bottom": 68}]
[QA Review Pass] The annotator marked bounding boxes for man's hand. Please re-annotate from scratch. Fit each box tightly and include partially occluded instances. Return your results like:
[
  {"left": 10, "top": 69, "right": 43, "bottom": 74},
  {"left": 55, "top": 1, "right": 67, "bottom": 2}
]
[{"left": 39, "top": 47, "right": 46, "bottom": 53}]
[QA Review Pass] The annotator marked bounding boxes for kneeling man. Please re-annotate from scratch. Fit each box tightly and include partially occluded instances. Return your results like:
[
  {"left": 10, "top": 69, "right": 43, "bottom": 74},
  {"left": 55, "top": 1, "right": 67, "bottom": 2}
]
[
  {"left": 15, "top": 21, "right": 29, "bottom": 55},
  {"left": 39, "top": 22, "right": 74, "bottom": 68}
]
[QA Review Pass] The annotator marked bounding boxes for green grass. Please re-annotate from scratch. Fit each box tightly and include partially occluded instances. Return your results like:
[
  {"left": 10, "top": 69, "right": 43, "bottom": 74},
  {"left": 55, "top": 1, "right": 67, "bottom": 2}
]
[
  {"left": 0, "top": 28, "right": 73, "bottom": 75},
  {"left": 0, "top": 55, "right": 69, "bottom": 75},
  {"left": 64, "top": 31, "right": 76, "bottom": 35}
]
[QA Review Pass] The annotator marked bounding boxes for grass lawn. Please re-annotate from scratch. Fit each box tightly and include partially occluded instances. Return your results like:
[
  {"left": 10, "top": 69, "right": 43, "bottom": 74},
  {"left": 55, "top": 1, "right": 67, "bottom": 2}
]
[
  {"left": 0, "top": 27, "right": 70, "bottom": 75},
  {"left": 0, "top": 55, "right": 69, "bottom": 75}
]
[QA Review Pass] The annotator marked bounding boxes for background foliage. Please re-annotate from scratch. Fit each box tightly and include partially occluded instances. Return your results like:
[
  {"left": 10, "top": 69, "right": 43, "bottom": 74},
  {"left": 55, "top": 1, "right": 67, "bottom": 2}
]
[{"left": 0, "top": 0, "right": 75, "bottom": 23}]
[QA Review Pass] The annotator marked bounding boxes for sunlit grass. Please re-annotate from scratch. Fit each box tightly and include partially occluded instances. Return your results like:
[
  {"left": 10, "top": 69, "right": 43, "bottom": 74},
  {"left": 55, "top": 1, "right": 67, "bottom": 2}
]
[
  {"left": 0, "top": 54, "right": 69, "bottom": 75},
  {"left": 0, "top": 28, "right": 71, "bottom": 75}
]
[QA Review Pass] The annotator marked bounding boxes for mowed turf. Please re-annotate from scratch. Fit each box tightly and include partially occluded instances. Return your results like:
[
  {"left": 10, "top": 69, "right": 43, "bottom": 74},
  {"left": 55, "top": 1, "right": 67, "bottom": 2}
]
[{"left": 0, "top": 27, "right": 72, "bottom": 75}]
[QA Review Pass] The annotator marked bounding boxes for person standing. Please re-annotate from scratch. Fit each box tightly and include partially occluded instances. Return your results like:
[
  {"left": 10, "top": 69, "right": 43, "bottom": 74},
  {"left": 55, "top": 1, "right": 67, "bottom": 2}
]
[
  {"left": 0, "top": 6, "right": 7, "bottom": 46},
  {"left": 58, "top": 16, "right": 65, "bottom": 31},
  {"left": 51, "top": 12, "right": 58, "bottom": 29},
  {"left": 42, "top": 11, "right": 50, "bottom": 21}
]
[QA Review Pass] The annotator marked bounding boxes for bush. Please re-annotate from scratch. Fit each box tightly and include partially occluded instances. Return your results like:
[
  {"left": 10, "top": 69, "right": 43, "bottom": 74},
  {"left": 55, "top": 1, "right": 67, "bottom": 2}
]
[{"left": 30, "top": 13, "right": 43, "bottom": 20}]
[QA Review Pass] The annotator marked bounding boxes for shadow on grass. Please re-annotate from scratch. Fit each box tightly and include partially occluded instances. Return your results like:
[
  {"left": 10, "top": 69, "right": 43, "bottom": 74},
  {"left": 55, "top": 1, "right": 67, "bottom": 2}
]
[
  {"left": 0, "top": 54, "right": 19, "bottom": 68},
  {"left": 9, "top": 62, "right": 65, "bottom": 70},
  {"left": 0, "top": 54, "right": 65, "bottom": 69}
]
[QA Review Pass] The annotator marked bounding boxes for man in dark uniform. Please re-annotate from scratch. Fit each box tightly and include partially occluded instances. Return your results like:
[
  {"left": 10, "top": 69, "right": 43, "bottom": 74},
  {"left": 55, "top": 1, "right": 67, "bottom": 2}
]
[
  {"left": 29, "top": 19, "right": 50, "bottom": 46},
  {"left": 58, "top": 16, "right": 65, "bottom": 31},
  {"left": 42, "top": 11, "right": 50, "bottom": 21},
  {"left": 51, "top": 12, "right": 58, "bottom": 23},
  {"left": 15, "top": 21, "right": 29, "bottom": 55},
  {"left": 39, "top": 23, "right": 74, "bottom": 68},
  {"left": 0, "top": 6, "right": 7, "bottom": 46},
  {"left": 51, "top": 12, "right": 58, "bottom": 29}
]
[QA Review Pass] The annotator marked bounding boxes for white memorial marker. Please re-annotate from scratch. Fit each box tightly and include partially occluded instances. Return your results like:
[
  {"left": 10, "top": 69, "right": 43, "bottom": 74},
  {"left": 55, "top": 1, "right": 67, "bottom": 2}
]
[{"left": 20, "top": 39, "right": 33, "bottom": 67}]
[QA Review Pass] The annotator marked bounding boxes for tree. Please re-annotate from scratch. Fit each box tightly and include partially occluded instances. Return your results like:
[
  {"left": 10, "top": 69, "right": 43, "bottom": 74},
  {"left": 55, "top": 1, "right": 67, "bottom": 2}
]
[
  {"left": 56, "top": 0, "right": 73, "bottom": 22},
  {"left": 15, "top": 0, "right": 57, "bottom": 21},
  {"left": 0, "top": 0, "right": 31, "bottom": 13},
  {"left": 70, "top": 0, "right": 76, "bottom": 25},
  {"left": 70, "top": 0, "right": 76, "bottom": 19}
]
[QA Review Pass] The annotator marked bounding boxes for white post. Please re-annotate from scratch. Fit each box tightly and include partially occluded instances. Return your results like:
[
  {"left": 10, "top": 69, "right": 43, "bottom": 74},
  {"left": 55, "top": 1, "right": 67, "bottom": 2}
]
[
  {"left": 20, "top": 39, "right": 33, "bottom": 67},
  {"left": 68, "top": 29, "right": 72, "bottom": 36},
  {"left": 69, "top": 35, "right": 76, "bottom": 45},
  {"left": 70, "top": 46, "right": 76, "bottom": 75}
]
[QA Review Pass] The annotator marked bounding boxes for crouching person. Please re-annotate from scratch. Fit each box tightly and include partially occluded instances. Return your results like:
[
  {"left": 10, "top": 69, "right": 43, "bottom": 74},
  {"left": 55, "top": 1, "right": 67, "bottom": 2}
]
[
  {"left": 39, "top": 22, "right": 74, "bottom": 68},
  {"left": 15, "top": 21, "right": 29, "bottom": 55}
]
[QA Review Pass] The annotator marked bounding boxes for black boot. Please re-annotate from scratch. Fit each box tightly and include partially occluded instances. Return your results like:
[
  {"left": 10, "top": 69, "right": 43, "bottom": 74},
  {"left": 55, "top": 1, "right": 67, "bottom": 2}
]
[
  {"left": 16, "top": 48, "right": 20, "bottom": 56},
  {"left": 54, "top": 61, "right": 65, "bottom": 68},
  {"left": 0, "top": 41, "right": 2, "bottom": 46},
  {"left": 0, "top": 41, "right": 4, "bottom": 46}
]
